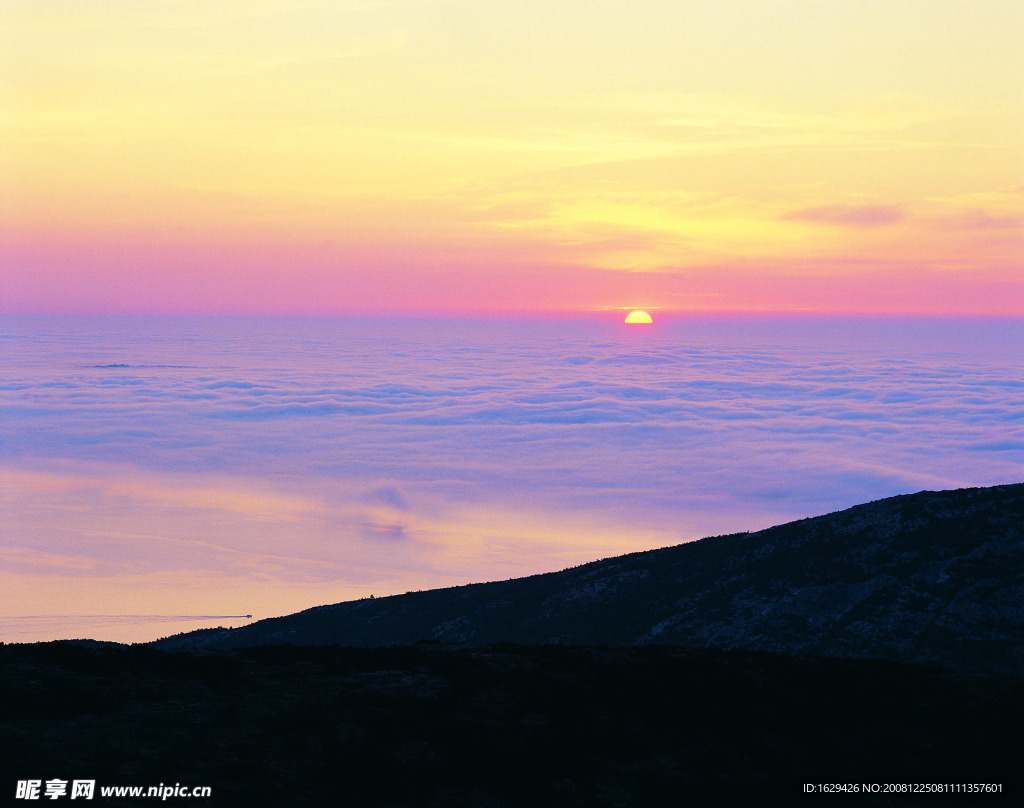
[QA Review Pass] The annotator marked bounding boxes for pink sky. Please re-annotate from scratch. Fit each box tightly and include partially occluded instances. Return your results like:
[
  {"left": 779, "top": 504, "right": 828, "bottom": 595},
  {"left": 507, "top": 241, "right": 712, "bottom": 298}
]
[{"left": 4, "top": 228, "right": 1022, "bottom": 316}]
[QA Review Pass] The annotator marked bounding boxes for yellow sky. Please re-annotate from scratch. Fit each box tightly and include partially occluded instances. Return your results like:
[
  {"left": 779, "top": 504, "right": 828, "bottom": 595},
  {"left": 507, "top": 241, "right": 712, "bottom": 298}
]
[{"left": 3, "top": 1, "right": 1022, "bottom": 313}]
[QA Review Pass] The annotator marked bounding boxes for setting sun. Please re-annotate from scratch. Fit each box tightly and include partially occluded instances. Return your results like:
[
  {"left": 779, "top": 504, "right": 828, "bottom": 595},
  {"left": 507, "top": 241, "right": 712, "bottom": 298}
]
[{"left": 624, "top": 311, "right": 654, "bottom": 324}]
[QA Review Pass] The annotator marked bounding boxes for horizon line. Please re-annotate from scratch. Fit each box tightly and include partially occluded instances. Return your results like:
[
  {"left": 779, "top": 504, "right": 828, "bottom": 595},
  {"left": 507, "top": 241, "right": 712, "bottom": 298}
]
[{"left": 3, "top": 309, "right": 1023, "bottom": 320}]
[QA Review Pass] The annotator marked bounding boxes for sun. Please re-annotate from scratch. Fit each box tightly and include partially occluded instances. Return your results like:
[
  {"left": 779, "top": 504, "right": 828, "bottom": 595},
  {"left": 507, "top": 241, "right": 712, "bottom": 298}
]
[{"left": 624, "top": 310, "right": 653, "bottom": 324}]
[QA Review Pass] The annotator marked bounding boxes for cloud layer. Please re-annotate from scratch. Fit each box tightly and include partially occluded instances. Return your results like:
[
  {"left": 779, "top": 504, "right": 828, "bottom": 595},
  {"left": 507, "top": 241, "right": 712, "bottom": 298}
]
[{"left": 2, "top": 315, "right": 1021, "bottom": 640}]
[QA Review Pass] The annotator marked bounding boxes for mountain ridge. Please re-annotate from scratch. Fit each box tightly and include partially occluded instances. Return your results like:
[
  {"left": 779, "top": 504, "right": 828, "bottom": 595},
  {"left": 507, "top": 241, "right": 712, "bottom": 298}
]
[{"left": 154, "top": 482, "right": 1024, "bottom": 675}]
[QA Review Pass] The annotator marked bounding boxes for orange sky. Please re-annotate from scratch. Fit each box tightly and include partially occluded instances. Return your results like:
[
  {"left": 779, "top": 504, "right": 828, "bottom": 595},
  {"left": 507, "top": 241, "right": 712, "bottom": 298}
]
[{"left": 3, "top": 1, "right": 1022, "bottom": 315}]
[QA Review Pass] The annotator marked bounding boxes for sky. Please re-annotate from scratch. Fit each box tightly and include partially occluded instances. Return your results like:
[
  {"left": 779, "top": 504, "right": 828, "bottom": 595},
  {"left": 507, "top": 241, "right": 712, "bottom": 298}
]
[{"left": 3, "top": 0, "right": 1023, "bottom": 315}]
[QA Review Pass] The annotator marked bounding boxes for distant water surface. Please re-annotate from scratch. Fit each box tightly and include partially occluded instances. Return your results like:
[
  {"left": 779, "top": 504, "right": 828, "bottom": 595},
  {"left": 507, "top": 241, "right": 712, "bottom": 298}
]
[{"left": 1, "top": 315, "right": 1021, "bottom": 642}]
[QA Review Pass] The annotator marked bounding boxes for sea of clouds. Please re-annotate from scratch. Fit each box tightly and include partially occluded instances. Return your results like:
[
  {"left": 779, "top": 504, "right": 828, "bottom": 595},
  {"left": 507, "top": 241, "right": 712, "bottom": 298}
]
[{"left": 1, "top": 315, "right": 1021, "bottom": 641}]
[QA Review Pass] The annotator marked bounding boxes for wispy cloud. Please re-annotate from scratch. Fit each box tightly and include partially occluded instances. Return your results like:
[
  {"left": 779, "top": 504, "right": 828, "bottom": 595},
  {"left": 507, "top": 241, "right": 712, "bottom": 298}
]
[
  {"left": 782, "top": 204, "right": 904, "bottom": 227},
  {"left": 946, "top": 210, "right": 1024, "bottom": 230}
]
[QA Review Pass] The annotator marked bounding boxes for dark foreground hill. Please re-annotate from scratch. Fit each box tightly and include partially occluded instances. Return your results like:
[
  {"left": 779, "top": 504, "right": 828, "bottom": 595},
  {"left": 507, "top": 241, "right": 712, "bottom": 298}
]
[
  {"left": 1, "top": 642, "right": 1019, "bottom": 807},
  {"left": 156, "top": 483, "right": 1024, "bottom": 676}
]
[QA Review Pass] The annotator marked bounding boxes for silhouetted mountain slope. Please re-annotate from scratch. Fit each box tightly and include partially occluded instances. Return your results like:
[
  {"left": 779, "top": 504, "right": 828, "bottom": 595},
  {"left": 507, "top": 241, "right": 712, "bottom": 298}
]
[
  {"left": 3, "top": 643, "right": 1020, "bottom": 807},
  {"left": 154, "top": 483, "right": 1024, "bottom": 675}
]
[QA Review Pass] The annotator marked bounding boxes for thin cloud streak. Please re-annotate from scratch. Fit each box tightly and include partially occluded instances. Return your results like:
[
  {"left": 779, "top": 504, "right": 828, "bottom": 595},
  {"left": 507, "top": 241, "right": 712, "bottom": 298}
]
[{"left": 782, "top": 204, "right": 904, "bottom": 227}]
